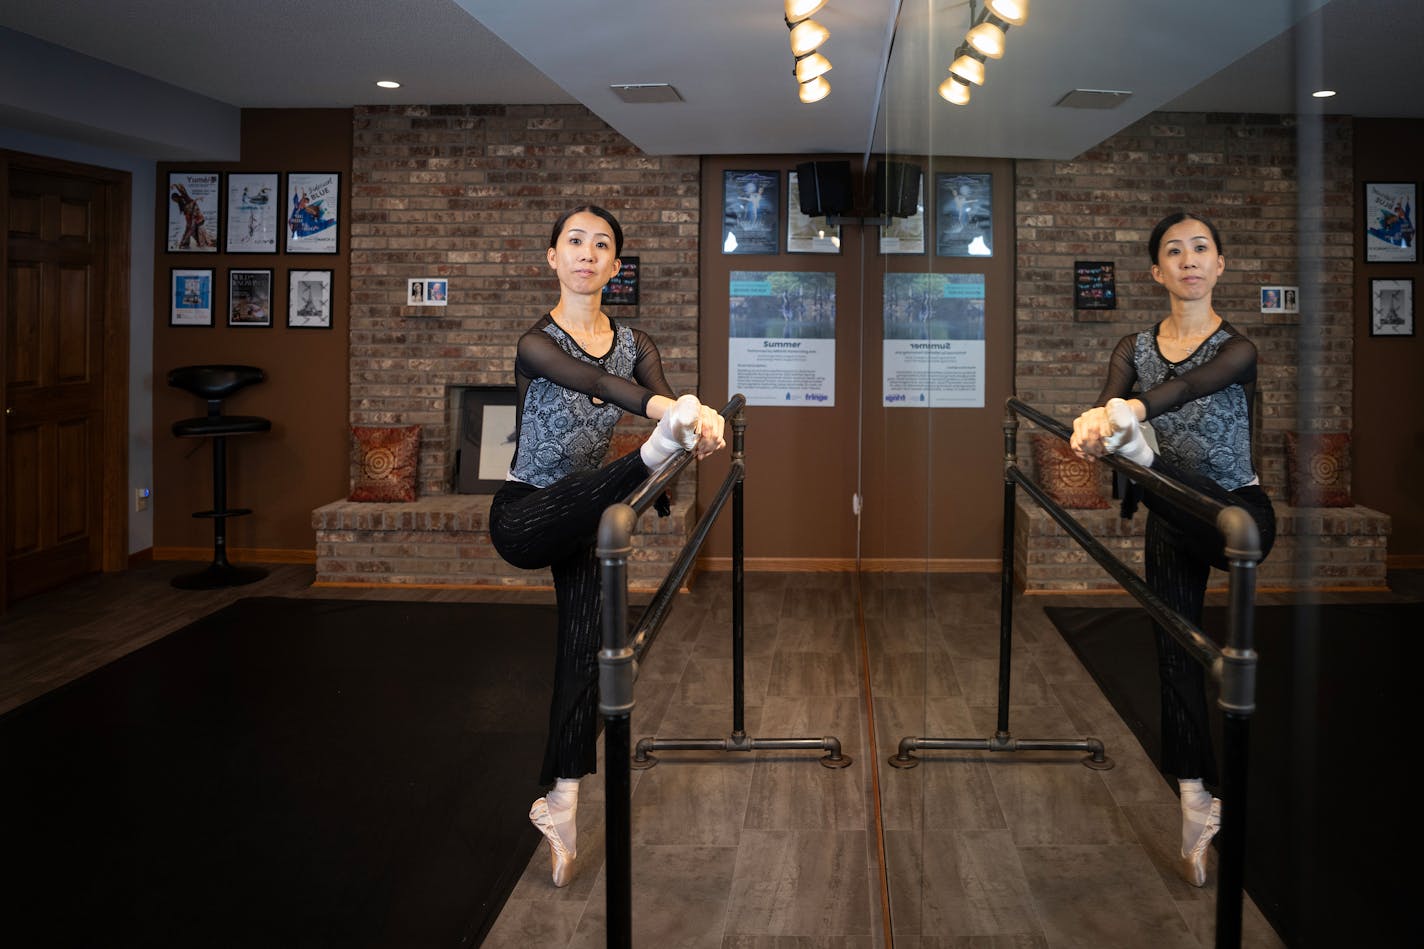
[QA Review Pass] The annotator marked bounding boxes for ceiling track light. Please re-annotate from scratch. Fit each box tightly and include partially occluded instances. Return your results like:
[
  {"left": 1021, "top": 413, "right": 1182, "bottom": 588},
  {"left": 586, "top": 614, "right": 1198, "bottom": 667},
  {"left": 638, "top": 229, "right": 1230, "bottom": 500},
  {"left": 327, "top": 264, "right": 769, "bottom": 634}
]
[
  {"left": 940, "top": 0, "right": 1028, "bottom": 105},
  {"left": 786, "top": 3, "right": 832, "bottom": 103}
]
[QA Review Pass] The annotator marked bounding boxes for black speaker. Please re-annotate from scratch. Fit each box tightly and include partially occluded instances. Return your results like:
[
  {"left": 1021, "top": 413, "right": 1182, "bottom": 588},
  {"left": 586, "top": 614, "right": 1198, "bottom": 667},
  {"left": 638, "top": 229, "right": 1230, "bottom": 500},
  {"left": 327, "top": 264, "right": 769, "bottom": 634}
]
[
  {"left": 795, "top": 160, "right": 853, "bottom": 217},
  {"left": 873, "top": 160, "right": 922, "bottom": 218}
]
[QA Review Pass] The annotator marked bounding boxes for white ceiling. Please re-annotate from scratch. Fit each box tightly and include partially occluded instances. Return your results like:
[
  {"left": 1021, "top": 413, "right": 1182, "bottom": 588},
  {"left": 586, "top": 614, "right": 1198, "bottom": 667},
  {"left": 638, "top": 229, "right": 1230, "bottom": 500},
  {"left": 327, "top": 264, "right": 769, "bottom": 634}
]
[{"left": 1, "top": 0, "right": 1421, "bottom": 161}]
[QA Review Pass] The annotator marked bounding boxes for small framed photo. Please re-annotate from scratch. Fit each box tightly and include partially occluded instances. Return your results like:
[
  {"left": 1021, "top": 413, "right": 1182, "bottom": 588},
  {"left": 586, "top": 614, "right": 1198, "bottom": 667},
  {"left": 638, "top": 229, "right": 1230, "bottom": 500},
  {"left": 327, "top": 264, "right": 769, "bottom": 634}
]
[
  {"left": 169, "top": 268, "right": 214, "bottom": 327},
  {"left": 602, "top": 256, "right": 639, "bottom": 306},
  {"left": 406, "top": 278, "right": 448, "bottom": 307},
  {"left": 1259, "top": 285, "right": 1299, "bottom": 314},
  {"left": 1364, "top": 182, "right": 1416, "bottom": 263},
  {"left": 722, "top": 170, "right": 779, "bottom": 255},
  {"left": 1370, "top": 278, "right": 1414, "bottom": 337},
  {"left": 225, "top": 172, "right": 280, "bottom": 253},
  {"left": 227, "top": 268, "right": 273, "bottom": 327},
  {"left": 284, "top": 172, "right": 340, "bottom": 254},
  {"left": 1074, "top": 261, "right": 1117, "bottom": 310},
  {"left": 288, "top": 269, "right": 333, "bottom": 329},
  {"left": 454, "top": 387, "right": 519, "bottom": 493},
  {"left": 935, "top": 172, "right": 993, "bottom": 257},
  {"left": 786, "top": 170, "right": 841, "bottom": 254},
  {"left": 166, "top": 172, "right": 220, "bottom": 252}
]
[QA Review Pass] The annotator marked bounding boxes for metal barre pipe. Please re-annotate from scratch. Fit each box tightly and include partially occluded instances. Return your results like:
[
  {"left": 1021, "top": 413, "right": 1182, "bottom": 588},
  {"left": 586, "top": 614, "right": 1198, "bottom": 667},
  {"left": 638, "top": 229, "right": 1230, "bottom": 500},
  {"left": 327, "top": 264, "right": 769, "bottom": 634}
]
[
  {"left": 629, "top": 459, "right": 742, "bottom": 663},
  {"left": 1010, "top": 464, "right": 1223, "bottom": 669},
  {"left": 624, "top": 394, "right": 747, "bottom": 516}
]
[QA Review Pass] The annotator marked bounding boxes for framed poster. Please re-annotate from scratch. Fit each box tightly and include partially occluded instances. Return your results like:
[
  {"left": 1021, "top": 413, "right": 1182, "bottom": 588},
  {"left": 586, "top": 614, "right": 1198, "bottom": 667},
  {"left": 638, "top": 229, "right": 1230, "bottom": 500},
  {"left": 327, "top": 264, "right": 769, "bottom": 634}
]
[
  {"left": 289, "top": 269, "right": 333, "bottom": 328},
  {"left": 169, "top": 268, "right": 214, "bottom": 326},
  {"left": 1370, "top": 278, "right": 1414, "bottom": 337},
  {"left": 728, "top": 270, "right": 836, "bottom": 406},
  {"left": 285, "top": 172, "right": 340, "bottom": 254},
  {"left": 721, "top": 170, "right": 779, "bottom": 255},
  {"left": 602, "top": 256, "right": 639, "bottom": 306},
  {"left": 879, "top": 177, "right": 926, "bottom": 255},
  {"left": 225, "top": 172, "right": 280, "bottom": 253},
  {"left": 1364, "top": 182, "right": 1416, "bottom": 262},
  {"left": 406, "top": 278, "right": 448, "bottom": 306},
  {"left": 454, "top": 387, "right": 519, "bottom": 494},
  {"left": 166, "top": 172, "right": 220, "bottom": 252},
  {"left": 785, "top": 170, "right": 841, "bottom": 254},
  {"left": 1074, "top": 261, "right": 1116, "bottom": 310},
  {"left": 228, "top": 268, "right": 273, "bottom": 327},
  {"left": 935, "top": 172, "right": 993, "bottom": 257}
]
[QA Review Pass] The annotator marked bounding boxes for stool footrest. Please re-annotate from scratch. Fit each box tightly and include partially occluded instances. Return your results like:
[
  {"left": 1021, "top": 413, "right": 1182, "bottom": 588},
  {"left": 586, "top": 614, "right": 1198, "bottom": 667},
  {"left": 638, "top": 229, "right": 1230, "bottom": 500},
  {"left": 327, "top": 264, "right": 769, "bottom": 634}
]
[{"left": 192, "top": 508, "right": 253, "bottom": 519}]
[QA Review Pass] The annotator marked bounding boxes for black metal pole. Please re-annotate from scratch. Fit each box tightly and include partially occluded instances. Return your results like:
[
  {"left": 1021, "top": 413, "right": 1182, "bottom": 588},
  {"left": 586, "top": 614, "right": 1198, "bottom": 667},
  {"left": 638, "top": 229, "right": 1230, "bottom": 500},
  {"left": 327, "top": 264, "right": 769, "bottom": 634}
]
[
  {"left": 212, "top": 435, "right": 230, "bottom": 567},
  {"left": 597, "top": 503, "right": 637, "bottom": 949},
  {"left": 731, "top": 409, "right": 746, "bottom": 738},
  {"left": 997, "top": 405, "right": 1018, "bottom": 736}
]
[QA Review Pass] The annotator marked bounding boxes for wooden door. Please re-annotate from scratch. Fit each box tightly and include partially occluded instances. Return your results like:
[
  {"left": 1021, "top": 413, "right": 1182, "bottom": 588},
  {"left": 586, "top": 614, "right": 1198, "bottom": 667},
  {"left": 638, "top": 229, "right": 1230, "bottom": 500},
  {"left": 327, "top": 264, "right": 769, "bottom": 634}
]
[{"left": 3, "top": 165, "right": 113, "bottom": 603}]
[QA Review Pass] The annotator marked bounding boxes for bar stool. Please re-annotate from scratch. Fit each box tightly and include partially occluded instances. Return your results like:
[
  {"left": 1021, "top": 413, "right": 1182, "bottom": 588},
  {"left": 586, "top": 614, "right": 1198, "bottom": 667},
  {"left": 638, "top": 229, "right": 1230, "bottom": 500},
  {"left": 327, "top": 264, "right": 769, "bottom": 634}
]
[{"left": 168, "top": 365, "right": 272, "bottom": 589}]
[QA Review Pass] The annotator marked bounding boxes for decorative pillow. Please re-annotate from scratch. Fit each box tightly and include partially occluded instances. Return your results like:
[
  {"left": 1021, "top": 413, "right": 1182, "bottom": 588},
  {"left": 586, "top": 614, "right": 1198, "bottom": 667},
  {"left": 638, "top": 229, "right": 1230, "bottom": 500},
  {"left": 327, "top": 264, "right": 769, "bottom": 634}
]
[
  {"left": 350, "top": 425, "right": 420, "bottom": 502},
  {"left": 1284, "top": 431, "right": 1352, "bottom": 507},
  {"left": 1030, "top": 433, "right": 1110, "bottom": 509}
]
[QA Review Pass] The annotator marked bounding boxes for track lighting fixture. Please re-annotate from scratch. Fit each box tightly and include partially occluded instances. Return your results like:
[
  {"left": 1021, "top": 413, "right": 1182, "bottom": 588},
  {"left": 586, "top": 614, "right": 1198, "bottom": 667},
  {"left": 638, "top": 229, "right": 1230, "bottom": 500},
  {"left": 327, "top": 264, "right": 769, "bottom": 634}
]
[
  {"left": 940, "top": 0, "right": 1029, "bottom": 106},
  {"left": 785, "top": 1, "right": 832, "bottom": 103}
]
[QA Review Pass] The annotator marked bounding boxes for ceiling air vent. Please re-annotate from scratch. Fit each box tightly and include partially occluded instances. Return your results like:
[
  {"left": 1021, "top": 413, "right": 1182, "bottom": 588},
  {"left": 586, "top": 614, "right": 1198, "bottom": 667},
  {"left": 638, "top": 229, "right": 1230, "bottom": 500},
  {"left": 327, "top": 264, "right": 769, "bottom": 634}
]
[
  {"left": 610, "top": 83, "right": 683, "bottom": 104},
  {"left": 1055, "top": 89, "right": 1133, "bottom": 109}
]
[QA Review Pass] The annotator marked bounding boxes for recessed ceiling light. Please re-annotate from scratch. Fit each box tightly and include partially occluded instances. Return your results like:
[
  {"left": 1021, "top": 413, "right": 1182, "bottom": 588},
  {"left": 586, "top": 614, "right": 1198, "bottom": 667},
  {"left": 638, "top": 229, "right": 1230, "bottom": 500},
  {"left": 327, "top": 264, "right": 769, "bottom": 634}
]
[
  {"left": 376, "top": 80, "right": 401, "bottom": 89},
  {"left": 1312, "top": 89, "right": 1336, "bottom": 98}
]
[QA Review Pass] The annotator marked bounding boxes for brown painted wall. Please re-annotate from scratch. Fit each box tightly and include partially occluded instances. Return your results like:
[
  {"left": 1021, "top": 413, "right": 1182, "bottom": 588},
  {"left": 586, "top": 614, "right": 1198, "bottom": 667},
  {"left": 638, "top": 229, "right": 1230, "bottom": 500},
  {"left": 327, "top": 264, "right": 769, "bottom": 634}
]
[
  {"left": 697, "top": 155, "right": 1016, "bottom": 566},
  {"left": 1353, "top": 118, "right": 1424, "bottom": 559},
  {"left": 153, "top": 109, "right": 352, "bottom": 554}
]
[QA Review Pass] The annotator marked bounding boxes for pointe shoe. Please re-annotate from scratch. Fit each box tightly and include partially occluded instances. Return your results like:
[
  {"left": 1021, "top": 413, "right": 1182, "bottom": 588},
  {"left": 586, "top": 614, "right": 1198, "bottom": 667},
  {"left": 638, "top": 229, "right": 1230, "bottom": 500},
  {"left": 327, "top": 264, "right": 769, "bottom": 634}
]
[
  {"left": 1102, "top": 398, "right": 1155, "bottom": 467},
  {"left": 664, "top": 394, "right": 703, "bottom": 451},
  {"left": 529, "top": 797, "right": 576, "bottom": 887},
  {"left": 1179, "top": 796, "right": 1221, "bottom": 887}
]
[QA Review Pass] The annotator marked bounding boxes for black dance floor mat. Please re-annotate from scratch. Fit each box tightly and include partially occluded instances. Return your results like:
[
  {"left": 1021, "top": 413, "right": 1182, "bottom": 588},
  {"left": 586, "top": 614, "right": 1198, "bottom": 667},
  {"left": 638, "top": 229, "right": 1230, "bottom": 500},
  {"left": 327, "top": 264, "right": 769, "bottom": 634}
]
[
  {"left": 0, "top": 596, "right": 559, "bottom": 948},
  {"left": 1046, "top": 601, "right": 1421, "bottom": 949}
]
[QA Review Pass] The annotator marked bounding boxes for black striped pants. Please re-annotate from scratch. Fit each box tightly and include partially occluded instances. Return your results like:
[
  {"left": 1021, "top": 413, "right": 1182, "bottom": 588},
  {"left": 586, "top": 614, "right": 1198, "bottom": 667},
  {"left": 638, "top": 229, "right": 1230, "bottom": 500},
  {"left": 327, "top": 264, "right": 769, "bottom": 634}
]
[
  {"left": 1139, "top": 461, "right": 1275, "bottom": 786},
  {"left": 488, "top": 451, "right": 650, "bottom": 786}
]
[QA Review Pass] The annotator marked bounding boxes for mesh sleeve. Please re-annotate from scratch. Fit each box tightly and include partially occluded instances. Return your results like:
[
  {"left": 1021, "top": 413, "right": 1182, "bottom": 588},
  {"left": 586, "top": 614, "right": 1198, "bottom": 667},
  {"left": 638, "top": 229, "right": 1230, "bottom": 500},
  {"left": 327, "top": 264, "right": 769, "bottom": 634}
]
[
  {"left": 1093, "top": 334, "right": 1141, "bottom": 405},
  {"left": 515, "top": 328, "right": 659, "bottom": 416},
  {"left": 1138, "top": 333, "right": 1257, "bottom": 419},
  {"left": 631, "top": 329, "right": 676, "bottom": 401}
]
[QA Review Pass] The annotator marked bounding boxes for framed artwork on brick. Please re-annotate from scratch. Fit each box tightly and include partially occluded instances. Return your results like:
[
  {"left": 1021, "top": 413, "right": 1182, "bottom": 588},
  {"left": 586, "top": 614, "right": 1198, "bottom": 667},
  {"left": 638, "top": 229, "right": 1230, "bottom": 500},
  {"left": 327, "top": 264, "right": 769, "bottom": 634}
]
[
  {"left": 602, "top": 256, "right": 639, "bottom": 306},
  {"left": 1370, "top": 278, "right": 1413, "bottom": 337},
  {"left": 169, "top": 268, "right": 214, "bottom": 326},
  {"left": 1363, "top": 182, "right": 1416, "bottom": 262},
  {"left": 289, "top": 269, "right": 333, "bottom": 329},
  {"left": 1074, "top": 261, "right": 1116, "bottom": 310},
  {"left": 166, "top": 172, "right": 219, "bottom": 252},
  {"left": 935, "top": 172, "right": 993, "bottom": 257},
  {"left": 284, "top": 172, "right": 340, "bottom": 254},
  {"left": 228, "top": 268, "right": 273, "bottom": 327},
  {"left": 225, "top": 172, "right": 280, "bottom": 253},
  {"left": 454, "top": 387, "right": 519, "bottom": 494}
]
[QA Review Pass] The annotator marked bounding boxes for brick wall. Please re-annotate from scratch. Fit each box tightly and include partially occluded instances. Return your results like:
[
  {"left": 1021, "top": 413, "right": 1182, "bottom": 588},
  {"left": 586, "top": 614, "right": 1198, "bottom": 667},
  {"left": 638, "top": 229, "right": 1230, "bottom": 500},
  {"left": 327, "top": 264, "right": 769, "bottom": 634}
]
[
  {"left": 348, "top": 104, "right": 700, "bottom": 497},
  {"left": 1014, "top": 112, "right": 1355, "bottom": 497}
]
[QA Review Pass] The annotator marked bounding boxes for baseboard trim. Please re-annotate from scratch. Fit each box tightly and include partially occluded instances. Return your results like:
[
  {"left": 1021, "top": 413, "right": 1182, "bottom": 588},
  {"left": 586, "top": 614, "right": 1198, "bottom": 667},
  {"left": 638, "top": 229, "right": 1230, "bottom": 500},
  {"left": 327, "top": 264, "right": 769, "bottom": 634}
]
[
  {"left": 127, "top": 547, "right": 154, "bottom": 567},
  {"left": 1020, "top": 584, "right": 1394, "bottom": 596},
  {"left": 153, "top": 546, "right": 316, "bottom": 564},
  {"left": 695, "top": 557, "right": 998, "bottom": 574}
]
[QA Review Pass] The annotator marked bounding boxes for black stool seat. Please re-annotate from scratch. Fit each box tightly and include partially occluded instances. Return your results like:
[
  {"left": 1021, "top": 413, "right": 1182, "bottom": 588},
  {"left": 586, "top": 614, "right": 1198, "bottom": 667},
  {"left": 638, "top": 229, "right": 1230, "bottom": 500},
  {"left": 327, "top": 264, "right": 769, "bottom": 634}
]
[
  {"left": 168, "top": 364, "right": 271, "bottom": 590},
  {"left": 172, "top": 416, "right": 272, "bottom": 438}
]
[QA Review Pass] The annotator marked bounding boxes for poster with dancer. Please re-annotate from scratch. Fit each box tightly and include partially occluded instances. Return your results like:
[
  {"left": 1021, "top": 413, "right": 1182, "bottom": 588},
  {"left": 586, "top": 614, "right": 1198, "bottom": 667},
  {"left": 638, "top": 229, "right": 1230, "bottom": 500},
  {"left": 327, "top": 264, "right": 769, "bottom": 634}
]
[
  {"left": 722, "top": 170, "right": 779, "bottom": 255},
  {"left": 935, "top": 173, "right": 993, "bottom": 257},
  {"left": 728, "top": 271, "right": 835, "bottom": 406},
  {"left": 285, "top": 172, "right": 341, "bottom": 254},
  {"left": 882, "top": 272, "right": 985, "bottom": 408},
  {"left": 225, "top": 172, "right": 280, "bottom": 253},
  {"left": 1364, "top": 182, "right": 1416, "bottom": 262},
  {"left": 166, "top": 172, "right": 219, "bottom": 252}
]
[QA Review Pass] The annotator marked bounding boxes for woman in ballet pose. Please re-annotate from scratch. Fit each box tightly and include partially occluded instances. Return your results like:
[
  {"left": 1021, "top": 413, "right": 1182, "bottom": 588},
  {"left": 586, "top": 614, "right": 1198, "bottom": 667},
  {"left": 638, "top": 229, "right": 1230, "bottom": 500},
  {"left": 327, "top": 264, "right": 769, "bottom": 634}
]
[
  {"left": 1071, "top": 211, "right": 1276, "bottom": 887},
  {"left": 488, "top": 205, "right": 725, "bottom": 887}
]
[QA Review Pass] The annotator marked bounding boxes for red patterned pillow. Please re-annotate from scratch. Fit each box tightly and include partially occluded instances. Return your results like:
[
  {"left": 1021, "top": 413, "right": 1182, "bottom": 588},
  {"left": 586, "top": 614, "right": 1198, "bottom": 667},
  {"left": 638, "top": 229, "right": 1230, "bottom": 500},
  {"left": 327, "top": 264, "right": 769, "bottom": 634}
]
[
  {"left": 1031, "top": 433, "right": 1110, "bottom": 509},
  {"left": 1284, "top": 431, "right": 1352, "bottom": 507},
  {"left": 350, "top": 425, "right": 420, "bottom": 502}
]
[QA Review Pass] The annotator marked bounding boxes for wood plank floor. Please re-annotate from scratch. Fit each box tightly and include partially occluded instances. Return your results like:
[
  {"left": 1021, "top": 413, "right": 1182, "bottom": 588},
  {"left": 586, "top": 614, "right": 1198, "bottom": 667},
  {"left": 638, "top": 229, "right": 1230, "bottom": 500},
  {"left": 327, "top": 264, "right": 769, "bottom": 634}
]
[{"left": 4, "top": 560, "right": 1418, "bottom": 946}]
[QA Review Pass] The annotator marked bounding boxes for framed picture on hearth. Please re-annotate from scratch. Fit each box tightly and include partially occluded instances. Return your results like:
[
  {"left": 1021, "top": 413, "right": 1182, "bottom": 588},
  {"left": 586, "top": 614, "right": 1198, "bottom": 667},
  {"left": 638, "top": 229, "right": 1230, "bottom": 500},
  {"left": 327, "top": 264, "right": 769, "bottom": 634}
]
[{"left": 454, "top": 386, "right": 519, "bottom": 494}]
